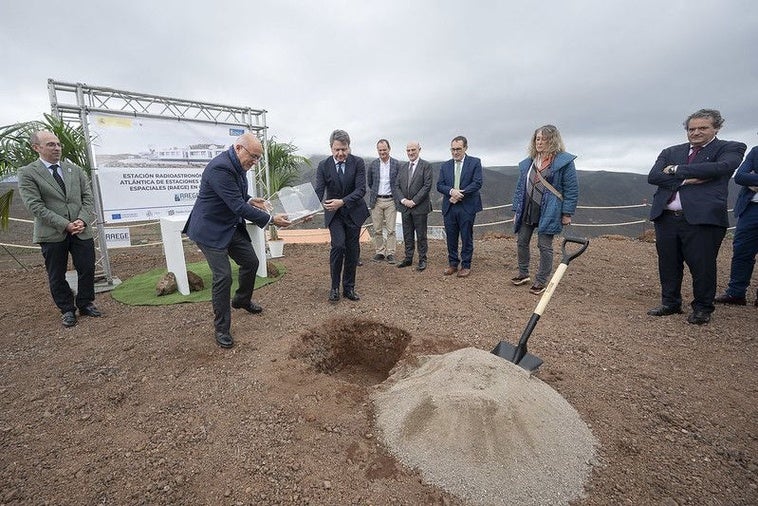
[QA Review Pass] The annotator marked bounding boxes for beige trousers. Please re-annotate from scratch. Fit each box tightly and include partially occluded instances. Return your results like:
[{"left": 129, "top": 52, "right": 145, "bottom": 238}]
[{"left": 371, "top": 197, "right": 397, "bottom": 255}]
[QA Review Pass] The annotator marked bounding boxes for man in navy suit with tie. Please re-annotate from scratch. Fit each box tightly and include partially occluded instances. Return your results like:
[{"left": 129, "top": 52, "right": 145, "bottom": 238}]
[
  {"left": 715, "top": 139, "right": 758, "bottom": 307},
  {"left": 436, "top": 135, "right": 483, "bottom": 278},
  {"left": 184, "top": 133, "right": 290, "bottom": 348},
  {"left": 314, "top": 130, "right": 370, "bottom": 302},
  {"left": 647, "top": 109, "right": 746, "bottom": 324}
]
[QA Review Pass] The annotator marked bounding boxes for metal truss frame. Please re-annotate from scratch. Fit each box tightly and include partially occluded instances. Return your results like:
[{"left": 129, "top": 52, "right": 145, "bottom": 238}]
[{"left": 47, "top": 79, "right": 270, "bottom": 285}]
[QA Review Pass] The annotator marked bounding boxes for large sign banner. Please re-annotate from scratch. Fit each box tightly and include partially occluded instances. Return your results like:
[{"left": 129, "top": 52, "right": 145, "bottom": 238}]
[{"left": 88, "top": 113, "right": 248, "bottom": 223}]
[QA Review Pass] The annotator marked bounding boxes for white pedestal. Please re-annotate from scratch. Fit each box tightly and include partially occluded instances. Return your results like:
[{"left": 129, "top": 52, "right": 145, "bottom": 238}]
[
  {"left": 160, "top": 215, "right": 190, "bottom": 295},
  {"left": 246, "top": 223, "right": 267, "bottom": 278}
]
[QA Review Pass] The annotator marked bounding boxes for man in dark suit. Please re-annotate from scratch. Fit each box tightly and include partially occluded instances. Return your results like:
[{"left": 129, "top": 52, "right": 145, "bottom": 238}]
[
  {"left": 314, "top": 129, "right": 370, "bottom": 302},
  {"left": 715, "top": 141, "right": 758, "bottom": 307},
  {"left": 436, "top": 135, "right": 483, "bottom": 278},
  {"left": 366, "top": 139, "right": 401, "bottom": 263},
  {"left": 18, "top": 130, "right": 101, "bottom": 328},
  {"left": 184, "top": 133, "right": 290, "bottom": 348},
  {"left": 647, "top": 109, "right": 746, "bottom": 324},
  {"left": 395, "top": 141, "right": 433, "bottom": 272}
]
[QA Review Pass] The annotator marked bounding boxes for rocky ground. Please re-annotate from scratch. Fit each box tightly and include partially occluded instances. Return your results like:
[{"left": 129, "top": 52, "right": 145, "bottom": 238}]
[{"left": 1, "top": 211, "right": 756, "bottom": 504}]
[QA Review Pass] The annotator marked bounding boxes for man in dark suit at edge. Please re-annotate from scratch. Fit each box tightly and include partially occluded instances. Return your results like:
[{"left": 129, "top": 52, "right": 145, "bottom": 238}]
[
  {"left": 314, "top": 129, "right": 370, "bottom": 302},
  {"left": 647, "top": 109, "right": 746, "bottom": 324},
  {"left": 184, "top": 133, "right": 290, "bottom": 348},
  {"left": 436, "top": 135, "right": 483, "bottom": 278}
]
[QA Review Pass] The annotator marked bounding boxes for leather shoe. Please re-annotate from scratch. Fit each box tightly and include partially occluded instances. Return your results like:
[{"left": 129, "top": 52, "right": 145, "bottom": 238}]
[
  {"left": 714, "top": 293, "right": 747, "bottom": 306},
  {"left": 231, "top": 299, "right": 263, "bottom": 314},
  {"left": 79, "top": 304, "right": 102, "bottom": 317},
  {"left": 386, "top": 255, "right": 396, "bottom": 264},
  {"left": 329, "top": 288, "right": 340, "bottom": 302},
  {"left": 215, "top": 332, "right": 234, "bottom": 348},
  {"left": 647, "top": 305, "right": 683, "bottom": 316},
  {"left": 61, "top": 311, "right": 77, "bottom": 328},
  {"left": 416, "top": 260, "right": 427, "bottom": 272},
  {"left": 443, "top": 266, "right": 458, "bottom": 276},
  {"left": 397, "top": 259, "right": 413, "bottom": 268},
  {"left": 343, "top": 289, "right": 360, "bottom": 301},
  {"left": 687, "top": 311, "right": 711, "bottom": 325},
  {"left": 457, "top": 267, "right": 471, "bottom": 278},
  {"left": 372, "top": 253, "right": 385, "bottom": 261}
]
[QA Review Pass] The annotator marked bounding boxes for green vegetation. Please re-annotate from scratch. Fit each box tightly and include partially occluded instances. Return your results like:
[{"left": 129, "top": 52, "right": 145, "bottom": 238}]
[
  {"left": 110, "top": 260, "right": 285, "bottom": 306},
  {"left": 264, "top": 137, "right": 311, "bottom": 240},
  {"left": 0, "top": 114, "right": 91, "bottom": 229}
]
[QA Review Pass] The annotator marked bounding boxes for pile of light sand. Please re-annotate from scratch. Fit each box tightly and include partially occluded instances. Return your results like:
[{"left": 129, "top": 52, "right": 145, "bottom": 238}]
[{"left": 372, "top": 347, "right": 598, "bottom": 505}]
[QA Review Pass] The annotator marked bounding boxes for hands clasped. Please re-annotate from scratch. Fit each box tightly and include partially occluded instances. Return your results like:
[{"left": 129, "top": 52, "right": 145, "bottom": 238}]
[
  {"left": 66, "top": 219, "right": 86, "bottom": 235},
  {"left": 449, "top": 189, "right": 464, "bottom": 204},
  {"left": 322, "top": 199, "right": 344, "bottom": 211}
]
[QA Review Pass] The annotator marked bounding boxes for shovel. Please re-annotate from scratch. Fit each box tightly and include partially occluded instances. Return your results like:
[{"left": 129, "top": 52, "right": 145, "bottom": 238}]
[{"left": 492, "top": 236, "right": 589, "bottom": 372}]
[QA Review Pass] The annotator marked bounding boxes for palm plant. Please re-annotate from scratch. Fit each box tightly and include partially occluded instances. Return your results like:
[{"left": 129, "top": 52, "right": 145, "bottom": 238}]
[
  {"left": 264, "top": 137, "right": 310, "bottom": 240},
  {"left": 0, "top": 114, "right": 91, "bottom": 229}
]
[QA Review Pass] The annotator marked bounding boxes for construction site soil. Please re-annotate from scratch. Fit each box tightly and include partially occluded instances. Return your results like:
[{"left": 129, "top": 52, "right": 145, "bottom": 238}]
[{"left": 1, "top": 210, "right": 756, "bottom": 505}]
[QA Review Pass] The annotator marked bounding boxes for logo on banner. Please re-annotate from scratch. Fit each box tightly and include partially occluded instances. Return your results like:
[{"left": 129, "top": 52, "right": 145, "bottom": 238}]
[{"left": 229, "top": 128, "right": 245, "bottom": 136}]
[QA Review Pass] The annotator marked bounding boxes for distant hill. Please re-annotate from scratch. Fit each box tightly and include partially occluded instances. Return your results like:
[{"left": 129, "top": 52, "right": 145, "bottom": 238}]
[{"left": 288, "top": 156, "right": 741, "bottom": 238}]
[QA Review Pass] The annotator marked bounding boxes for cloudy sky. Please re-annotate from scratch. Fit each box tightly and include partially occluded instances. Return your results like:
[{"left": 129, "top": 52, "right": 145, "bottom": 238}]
[{"left": 1, "top": 0, "right": 756, "bottom": 173}]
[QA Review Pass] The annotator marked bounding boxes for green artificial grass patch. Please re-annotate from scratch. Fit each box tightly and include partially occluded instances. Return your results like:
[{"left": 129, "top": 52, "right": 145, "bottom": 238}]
[{"left": 111, "top": 260, "right": 285, "bottom": 306}]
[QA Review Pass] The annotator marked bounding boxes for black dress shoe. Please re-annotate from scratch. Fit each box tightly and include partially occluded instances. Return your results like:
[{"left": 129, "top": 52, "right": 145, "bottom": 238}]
[
  {"left": 231, "top": 299, "right": 263, "bottom": 314},
  {"left": 714, "top": 293, "right": 747, "bottom": 306},
  {"left": 357, "top": 259, "right": 363, "bottom": 267},
  {"left": 343, "top": 289, "right": 360, "bottom": 301},
  {"left": 397, "top": 259, "right": 413, "bottom": 268},
  {"left": 386, "top": 255, "right": 396, "bottom": 264},
  {"left": 687, "top": 311, "right": 711, "bottom": 325},
  {"left": 329, "top": 288, "right": 340, "bottom": 302},
  {"left": 215, "top": 332, "right": 234, "bottom": 348},
  {"left": 79, "top": 304, "right": 102, "bottom": 317},
  {"left": 416, "top": 260, "right": 427, "bottom": 272},
  {"left": 372, "top": 254, "right": 385, "bottom": 261},
  {"left": 647, "top": 305, "right": 683, "bottom": 316},
  {"left": 61, "top": 311, "right": 77, "bottom": 328}
]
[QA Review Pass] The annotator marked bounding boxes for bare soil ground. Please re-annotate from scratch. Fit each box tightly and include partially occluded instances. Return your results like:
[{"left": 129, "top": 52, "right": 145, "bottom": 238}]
[{"left": 1, "top": 209, "right": 756, "bottom": 505}]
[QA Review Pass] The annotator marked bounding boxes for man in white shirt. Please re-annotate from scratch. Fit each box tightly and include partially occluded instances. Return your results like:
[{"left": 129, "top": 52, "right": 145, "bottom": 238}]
[{"left": 366, "top": 139, "right": 400, "bottom": 264}]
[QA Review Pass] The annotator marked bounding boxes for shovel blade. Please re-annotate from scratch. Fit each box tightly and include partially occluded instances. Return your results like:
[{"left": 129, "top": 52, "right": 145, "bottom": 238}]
[{"left": 491, "top": 341, "right": 543, "bottom": 372}]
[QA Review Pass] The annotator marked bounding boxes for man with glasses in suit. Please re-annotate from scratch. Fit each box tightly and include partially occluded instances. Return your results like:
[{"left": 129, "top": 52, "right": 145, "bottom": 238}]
[
  {"left": 18, "top": 130, "right": 101, "bottom": 328},
  {"left": 184, "top": 133, "right": 290, "bottom": 348}
]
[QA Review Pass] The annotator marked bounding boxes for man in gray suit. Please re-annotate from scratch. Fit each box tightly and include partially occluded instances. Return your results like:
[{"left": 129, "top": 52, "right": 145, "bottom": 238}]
[
  {"left": 18, "top": 130, "right": 101, "bottom": 328},
  {"left": 394, "top": 141, "right": 433, "bottom": 271},
  {"left": 366, "top": 139, "right": 400, "bottom": 263}
]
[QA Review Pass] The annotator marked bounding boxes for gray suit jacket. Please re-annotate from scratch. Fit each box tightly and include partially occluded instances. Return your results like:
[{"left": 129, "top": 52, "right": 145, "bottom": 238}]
[
  {"left": 394, "top": 158, "right": 433, "bottom": 215},
  {"left": 366, "top": 156, "right": 400, "bottom": 208},
  {"left": 18, "top": 159, "right": 96, "bottom": 243}
]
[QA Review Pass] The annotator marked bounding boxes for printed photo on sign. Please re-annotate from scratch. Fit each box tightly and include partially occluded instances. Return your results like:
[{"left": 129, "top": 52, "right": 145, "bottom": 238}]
[{"left": 88, "top": 113, "right": 252, "bottom": 223}]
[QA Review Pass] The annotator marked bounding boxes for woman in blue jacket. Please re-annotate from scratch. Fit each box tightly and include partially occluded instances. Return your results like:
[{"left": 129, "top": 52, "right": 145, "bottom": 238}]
[{"left": 511, "top": 125, "right": 579, "bottom": 294}]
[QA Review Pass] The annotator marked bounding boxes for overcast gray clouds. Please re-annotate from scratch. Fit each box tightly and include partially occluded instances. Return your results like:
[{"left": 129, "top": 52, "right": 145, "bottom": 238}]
[{"left": 1, "top": 0, "right": 756, "bottom": 173}]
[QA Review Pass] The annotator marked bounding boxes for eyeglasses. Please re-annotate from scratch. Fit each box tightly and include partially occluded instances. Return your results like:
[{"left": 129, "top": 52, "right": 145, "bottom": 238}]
[{"left": 241, "top": 145, "right": 263, "bottom": 161}]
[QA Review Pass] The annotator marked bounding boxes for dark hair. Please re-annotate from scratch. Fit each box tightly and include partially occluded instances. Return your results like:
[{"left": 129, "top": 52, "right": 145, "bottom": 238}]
[
  {"left": 684, "top": 109, "right": 724, "bottom": 130},
  {"left": 451, "top": 135, "right": 468, "bottom": 148},
  {"left": 330, "top": 129, "right": 351, "bottom": 146},
  {"left": 377, "top": 139, "right": 390, "bottom": 149}
]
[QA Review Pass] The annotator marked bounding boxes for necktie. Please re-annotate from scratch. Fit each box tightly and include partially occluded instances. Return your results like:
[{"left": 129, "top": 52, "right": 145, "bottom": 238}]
[
  {"left": 409, "top": 162, "right": 415, "bottom": 179},
  {"left": 337, "top": 162, "right": 344, "bottom": 182},
  {"left": 687, "top": 146, "right": 702, "bottom": 164},
  {"left": 454, "top": 160, "right": 462, "bottom": 189},
  {"left": 49, "top": 164, "right": 66, "bottom": 194}
]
